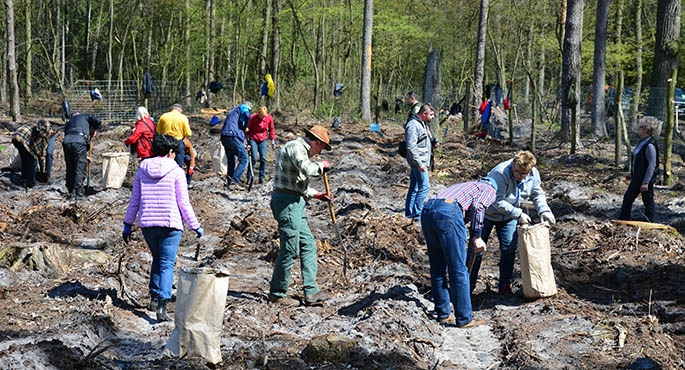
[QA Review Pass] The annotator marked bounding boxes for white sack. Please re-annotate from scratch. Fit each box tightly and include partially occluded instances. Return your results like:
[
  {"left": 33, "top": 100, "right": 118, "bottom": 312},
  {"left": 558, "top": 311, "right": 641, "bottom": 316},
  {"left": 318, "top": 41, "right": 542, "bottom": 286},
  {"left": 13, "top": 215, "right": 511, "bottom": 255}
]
[
  {"left": 164, "top": 267, "right": 230, "bottom": 364},
  {"left": 518, "top": 222, "right": 557, "bottom": 299},
  {"left": 211, "top": 140, "right": 228, "bottom": 176},
  {"left": 101, "top": 152, "right": 130, "bottom": 189}
]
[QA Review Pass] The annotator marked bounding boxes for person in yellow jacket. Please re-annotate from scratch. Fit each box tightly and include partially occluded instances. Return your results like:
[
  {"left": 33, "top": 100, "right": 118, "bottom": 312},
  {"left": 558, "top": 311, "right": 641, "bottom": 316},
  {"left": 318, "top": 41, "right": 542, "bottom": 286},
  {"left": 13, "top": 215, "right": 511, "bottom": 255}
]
[{"left": 156, "top": 103, "right": 192, "bottom": 167}]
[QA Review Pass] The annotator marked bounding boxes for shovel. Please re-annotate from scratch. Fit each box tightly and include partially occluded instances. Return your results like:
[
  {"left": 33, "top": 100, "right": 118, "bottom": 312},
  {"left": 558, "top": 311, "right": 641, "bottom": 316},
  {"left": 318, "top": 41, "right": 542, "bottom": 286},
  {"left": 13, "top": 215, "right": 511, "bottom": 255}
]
[
  {"left": 246, "top": 151, "right": 255, "bottom": 192},
  {"left": 85, "top": 140, "right": 96, "bottom": 195},
  {"left": 323, "top": 172, "right": 348, "bottom": 283}
]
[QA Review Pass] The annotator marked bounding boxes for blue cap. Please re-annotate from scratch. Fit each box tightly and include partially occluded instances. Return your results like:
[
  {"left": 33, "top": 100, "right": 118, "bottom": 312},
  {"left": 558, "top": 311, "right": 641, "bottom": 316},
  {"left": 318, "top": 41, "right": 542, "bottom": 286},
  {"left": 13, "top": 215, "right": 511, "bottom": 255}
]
[
  {"left": 478, "top": 177, "right": 498, "bottom": 192},
  {"left": 210, "top": 115, "right": 221, "bottom": 126}
]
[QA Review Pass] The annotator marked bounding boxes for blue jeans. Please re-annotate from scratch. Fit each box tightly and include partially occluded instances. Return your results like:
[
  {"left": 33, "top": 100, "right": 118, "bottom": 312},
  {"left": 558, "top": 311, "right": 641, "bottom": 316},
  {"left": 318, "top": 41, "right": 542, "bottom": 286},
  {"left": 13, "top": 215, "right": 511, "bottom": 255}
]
[
  {"left": 184, "top": 153, "right": 192, "bottom": 185},
  {"left": 221, "top": 135, "right": 248, "bottom": 184},
  {"left": 405, "top": 167, "right": 430, "bottom": 219},
  {"left": 46, "top": 136, "right": 55, "bottom": 178},
  {"left": 248, "top": 139, "right": 267, "bottom": 181},
  {"left": 421, "top": 198, "right": 472, "bottom": 326},
  {"left": 174, "top": 139, "right": 185, "bottom": 168},
  {"left": 142, "top": 227, "right": 183, "bottom": 301},
  {"left": 468, "top": 218, "right": 518, "bottom": 290}
]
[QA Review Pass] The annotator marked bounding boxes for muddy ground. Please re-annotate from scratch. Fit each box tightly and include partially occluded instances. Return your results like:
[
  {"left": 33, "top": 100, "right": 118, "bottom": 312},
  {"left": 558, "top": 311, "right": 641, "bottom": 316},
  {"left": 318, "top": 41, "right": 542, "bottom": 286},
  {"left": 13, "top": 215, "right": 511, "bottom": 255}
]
[{"left": 0, "top": 110, "right": 683, "bottom": 370}]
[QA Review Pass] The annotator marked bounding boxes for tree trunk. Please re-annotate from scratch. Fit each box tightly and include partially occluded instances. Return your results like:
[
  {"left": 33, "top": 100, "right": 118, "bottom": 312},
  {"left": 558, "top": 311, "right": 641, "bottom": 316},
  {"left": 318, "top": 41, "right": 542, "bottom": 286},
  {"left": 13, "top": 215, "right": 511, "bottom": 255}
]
[
  {"left": 5, "top": 0, "right": 20, "bottom": 119},
  {"left": 271, "top": 0, "right": 281, "bottom": 109},
  {"left": 314, "top": 0, "right": 325, "bottom": 108},
  {"left": 591, "top": 0, "right": 609, "bottom": 137},
  {"left": 25, "top": 0, "right": 32, "bottom": 100},
  {"left": 648, "top": 0, "right": 680, "bottom": 121},
  {"left": 470, "top": 0, "right": 488, "bottom": 126},
  {"left": 90, "top": 1, "right": 104, "bottom": 78},
  {"left": 359, "top": 0, "right": 373, "bottom": 123},
  {"left": 615, "top": 71, "right": 624, "bottom": 167},
  {"left": 184, "top": 0, "right": 192, "bottom": 108},
  {"left": 424, "top": 46, "right": 441, "bottom": 141},
  {"left": 630, "top": 0, "right": 643, "bottom": 127},
  {"left": 663, "top": 68, "right": 677, "bottom": 185},
  {"left": 82, "top": 0, "right": 91, "bottom": 78},
  {"left": 560, "top": 0, "right": 583, "bottom": 149},
  {"left": 260, "top": 0, "right": 272, "bottom": 77}
]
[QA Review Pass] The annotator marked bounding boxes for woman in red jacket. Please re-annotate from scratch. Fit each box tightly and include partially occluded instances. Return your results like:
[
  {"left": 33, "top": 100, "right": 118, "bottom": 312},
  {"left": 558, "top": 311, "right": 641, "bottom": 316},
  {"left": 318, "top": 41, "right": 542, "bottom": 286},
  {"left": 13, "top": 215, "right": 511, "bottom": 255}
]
[
  {"left": 246, "top": 106, "right": 276, "bottom": 184},
  {"left": 125, "top": 107, "right": 156, "bottom": 159}
]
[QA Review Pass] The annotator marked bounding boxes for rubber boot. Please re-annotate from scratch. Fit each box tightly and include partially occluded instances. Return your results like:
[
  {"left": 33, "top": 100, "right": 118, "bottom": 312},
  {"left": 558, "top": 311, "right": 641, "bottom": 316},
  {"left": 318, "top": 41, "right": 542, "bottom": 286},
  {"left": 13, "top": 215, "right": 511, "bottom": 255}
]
[{"left": 156, "top": 300, "right": 172, "bottom": 322}]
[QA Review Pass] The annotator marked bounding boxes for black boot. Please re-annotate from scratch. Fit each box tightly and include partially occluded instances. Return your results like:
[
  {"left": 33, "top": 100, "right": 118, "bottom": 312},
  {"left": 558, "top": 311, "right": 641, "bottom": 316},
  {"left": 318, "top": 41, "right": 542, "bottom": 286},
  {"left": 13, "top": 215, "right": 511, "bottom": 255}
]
[
  {"left": 157, "top": 300, "right": 172, "bottom": 322},
  {"left": 147, "top": 296, "right": 158, "bottom": 311}
]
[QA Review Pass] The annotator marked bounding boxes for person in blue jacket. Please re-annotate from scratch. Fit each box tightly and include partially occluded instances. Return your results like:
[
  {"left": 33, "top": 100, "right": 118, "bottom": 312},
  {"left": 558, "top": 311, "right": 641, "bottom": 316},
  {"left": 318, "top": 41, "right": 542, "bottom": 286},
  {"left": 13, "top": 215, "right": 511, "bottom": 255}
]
[
  {"left": 221, "top": 101, "right": 252, "bottom": 188},
  {"left": 468, "top": 151, "right": 555, "bottom": 297}
]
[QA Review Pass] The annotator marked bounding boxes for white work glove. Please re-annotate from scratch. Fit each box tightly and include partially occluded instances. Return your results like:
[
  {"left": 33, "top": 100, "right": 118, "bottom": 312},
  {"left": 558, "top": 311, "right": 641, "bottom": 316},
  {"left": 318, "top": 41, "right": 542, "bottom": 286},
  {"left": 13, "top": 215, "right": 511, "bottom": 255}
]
[
  {"left": 518, "top": 213, "right": 531, "bottom": 224},
  {"left": 540, "top": 211, "right": 556, "bottom": 224}
]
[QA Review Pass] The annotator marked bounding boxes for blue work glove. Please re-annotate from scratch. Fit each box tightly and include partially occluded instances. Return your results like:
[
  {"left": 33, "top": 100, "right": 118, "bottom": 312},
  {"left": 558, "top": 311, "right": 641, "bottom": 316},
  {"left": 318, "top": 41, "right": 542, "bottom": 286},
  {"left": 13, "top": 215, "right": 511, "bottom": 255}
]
[
  {"left": 122, "top": 223, "right": 133, "bottom": 244},
  {"left": 194, "top": 227, "right": 204, "bottom": 238}
]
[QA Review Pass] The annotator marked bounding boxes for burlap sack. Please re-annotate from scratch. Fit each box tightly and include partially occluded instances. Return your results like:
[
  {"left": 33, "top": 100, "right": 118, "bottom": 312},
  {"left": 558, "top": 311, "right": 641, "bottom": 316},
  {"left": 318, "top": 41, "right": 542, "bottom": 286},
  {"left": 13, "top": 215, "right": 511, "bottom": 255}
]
[
  {"left": 164, "top": 267, "right": 230, "bottom": 364},
  {"left": 518, "top": 223, "right": 557, "bottom": 299},
  {"left": 211, "top": 140, "right": 228, "bottom": 176},
  {"left": 101, "top": 152, "right": 130, "bottom": 189}
]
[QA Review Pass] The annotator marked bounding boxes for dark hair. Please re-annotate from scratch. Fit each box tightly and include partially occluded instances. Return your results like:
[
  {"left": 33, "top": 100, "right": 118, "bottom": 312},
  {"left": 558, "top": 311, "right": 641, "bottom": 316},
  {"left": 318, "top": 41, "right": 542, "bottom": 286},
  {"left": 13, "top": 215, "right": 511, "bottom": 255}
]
[
  {"left": 152, "top": 134, "right": 179, "bottom": 157},
  {"left": 418, "top": 103, "right": 435, "bottom": 115}
]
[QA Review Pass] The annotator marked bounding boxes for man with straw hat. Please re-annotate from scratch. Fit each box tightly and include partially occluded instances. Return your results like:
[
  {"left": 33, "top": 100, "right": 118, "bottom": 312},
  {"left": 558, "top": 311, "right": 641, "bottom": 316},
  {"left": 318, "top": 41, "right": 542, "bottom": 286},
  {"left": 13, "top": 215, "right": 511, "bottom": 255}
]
[{"left": 268, "top": 125, "right": 333, "bottom": 307}]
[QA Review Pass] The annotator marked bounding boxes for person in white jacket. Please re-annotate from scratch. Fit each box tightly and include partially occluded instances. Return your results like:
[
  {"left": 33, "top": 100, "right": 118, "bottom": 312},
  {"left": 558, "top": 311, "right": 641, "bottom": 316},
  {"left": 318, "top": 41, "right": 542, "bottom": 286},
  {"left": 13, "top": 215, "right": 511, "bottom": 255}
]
[{"left": 468, "top": 151, "right": 555, "bottom": 297}]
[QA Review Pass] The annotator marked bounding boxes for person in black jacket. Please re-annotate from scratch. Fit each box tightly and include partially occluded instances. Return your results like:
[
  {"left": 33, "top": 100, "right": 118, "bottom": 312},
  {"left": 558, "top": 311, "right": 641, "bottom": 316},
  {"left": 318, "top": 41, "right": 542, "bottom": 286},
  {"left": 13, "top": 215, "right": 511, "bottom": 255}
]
[
  {"left": 62, "top": 112, "right": 101, "bottom": 200},
  {"left": 619, "top": 116, "right": 660, "bottom": 222}
]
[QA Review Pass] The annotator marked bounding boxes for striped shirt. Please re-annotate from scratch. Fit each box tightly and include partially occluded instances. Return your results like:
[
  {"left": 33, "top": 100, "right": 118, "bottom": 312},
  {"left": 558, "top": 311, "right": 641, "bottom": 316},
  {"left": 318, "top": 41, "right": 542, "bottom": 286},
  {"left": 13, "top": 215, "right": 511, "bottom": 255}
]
[
  {"left": 435, "top": 181, "right": 497, "bottom": 238},
  {"left": 272, "top": 137, "right": 324, "bottom": 199}
]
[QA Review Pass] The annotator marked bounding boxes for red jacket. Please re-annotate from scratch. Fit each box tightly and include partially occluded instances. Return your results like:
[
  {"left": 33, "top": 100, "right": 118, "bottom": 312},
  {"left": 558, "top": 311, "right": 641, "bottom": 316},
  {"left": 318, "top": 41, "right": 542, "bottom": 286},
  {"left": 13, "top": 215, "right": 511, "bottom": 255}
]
[
  {"left": 246, "top": 113, "right": 275, "bottom": 142},
  {"left": 125, "top": 116, "right": 156, "bottom": 158}
]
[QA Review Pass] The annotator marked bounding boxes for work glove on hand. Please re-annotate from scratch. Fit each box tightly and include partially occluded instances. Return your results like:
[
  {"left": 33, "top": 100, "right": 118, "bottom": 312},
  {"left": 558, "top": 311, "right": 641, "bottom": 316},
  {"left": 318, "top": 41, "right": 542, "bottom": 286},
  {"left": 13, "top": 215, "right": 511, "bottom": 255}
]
[
  {"left": 320, "top": 160, "right": 331, "bottom": 173},
  {"left": 188, "top": 167, "right": 194, "bottom": 175},
  {"left": 518, "top": 213, "right": 531, "bottom": 224},
  {"left": 315, "top": 192, "right": 334, "bottom": 202},
  {"left": 122, "top": 223, "right": 133, "bottom": 244},
  {"left": 540, "top": 211, "right": 556, "bottom": 224},
  {"left": 194, "top": 227, "right": 204, "bottom": 238},
  {"left": 271, "top": 140, "right": 276, "bottom": 149}
]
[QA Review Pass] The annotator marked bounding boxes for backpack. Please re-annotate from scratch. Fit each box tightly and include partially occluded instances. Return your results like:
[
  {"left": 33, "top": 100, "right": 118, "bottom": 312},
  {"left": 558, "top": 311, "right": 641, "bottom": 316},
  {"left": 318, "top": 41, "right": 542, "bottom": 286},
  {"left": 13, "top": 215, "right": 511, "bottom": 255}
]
[{"left": 398, "top": 140, "right": 407, "bottom": 157}]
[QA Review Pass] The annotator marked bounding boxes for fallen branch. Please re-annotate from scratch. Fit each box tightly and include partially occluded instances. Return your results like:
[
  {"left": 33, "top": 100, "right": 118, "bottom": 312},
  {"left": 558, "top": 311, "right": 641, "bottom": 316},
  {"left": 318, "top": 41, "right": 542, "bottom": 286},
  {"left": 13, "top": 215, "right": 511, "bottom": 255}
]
[{"left": 611, "top": 220, "right": 680, "bottom": 236}]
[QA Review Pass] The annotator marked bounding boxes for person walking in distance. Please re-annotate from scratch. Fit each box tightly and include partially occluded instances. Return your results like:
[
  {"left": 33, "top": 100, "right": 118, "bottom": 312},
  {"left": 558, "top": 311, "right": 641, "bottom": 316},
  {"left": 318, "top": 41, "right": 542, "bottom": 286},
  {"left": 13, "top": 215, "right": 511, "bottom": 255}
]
[
  {"left": 221, "top": 101, "right": 253, "bottom": 188},
  {"left": 404, "top": 103, "right": 437, "bottom": 221},
  {"left": 619, "top": 116, "right": 660, "bottom": 222},
  {"left": 246, "top": 106, "right": 276, "bottom": 184},
  {"left": 268, "top": 125, "right": 333, "bottom": 307},
  {"left": 122, "top": 134, "right": 203, "bottom": 322}
]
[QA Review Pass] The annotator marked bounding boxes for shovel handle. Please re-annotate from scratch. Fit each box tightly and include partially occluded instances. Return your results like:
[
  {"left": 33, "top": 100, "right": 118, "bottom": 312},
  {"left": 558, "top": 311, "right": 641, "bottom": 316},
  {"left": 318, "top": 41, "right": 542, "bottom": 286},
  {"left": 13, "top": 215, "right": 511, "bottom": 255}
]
[{"left": 323, "top": 173, "right": 337, "bottom": 223}]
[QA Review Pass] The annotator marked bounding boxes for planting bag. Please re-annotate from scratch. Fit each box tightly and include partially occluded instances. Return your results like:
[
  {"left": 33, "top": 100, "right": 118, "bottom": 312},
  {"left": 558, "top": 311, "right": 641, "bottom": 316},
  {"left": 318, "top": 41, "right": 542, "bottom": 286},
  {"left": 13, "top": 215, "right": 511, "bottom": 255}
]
[
  {"left": 517, "top": 222, "right": 557, "bottom": 299},
  {"left": 211, "top": 140, "right": 228, "bottom": 176},
  {"left": 164, "top": 267, "right": 230, "bottom": 364},
  {"left": 101, "top": 152, "right": 129, "bottom": 189}
]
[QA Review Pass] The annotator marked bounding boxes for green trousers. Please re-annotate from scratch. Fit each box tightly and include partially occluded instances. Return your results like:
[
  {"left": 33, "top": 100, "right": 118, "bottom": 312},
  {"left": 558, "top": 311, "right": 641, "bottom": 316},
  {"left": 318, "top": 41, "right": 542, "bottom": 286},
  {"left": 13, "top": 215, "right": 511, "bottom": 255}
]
[{"left": 269, "top": 192, "right": 320, "bottom": 297}]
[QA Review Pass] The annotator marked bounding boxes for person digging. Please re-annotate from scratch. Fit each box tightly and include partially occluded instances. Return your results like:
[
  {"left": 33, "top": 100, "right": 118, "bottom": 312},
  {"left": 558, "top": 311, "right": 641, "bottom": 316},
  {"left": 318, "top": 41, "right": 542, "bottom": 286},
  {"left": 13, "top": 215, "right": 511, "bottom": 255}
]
[{"left": 268, "top": 125, "right": 333, "bottom": 307}]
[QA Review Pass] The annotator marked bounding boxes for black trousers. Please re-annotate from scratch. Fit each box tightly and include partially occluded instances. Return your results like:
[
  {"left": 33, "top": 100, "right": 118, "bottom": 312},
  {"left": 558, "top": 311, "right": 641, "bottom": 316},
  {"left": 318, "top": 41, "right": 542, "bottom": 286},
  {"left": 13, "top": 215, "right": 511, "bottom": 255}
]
[
  {"left": 63, "top": 142, "right": 88, "bottom": 196},
  {"left": 619, "top": 179, "right": 655, "bottom": 222},
  {"left": 12, "top": 139, "right": 37, "bottom": 188}
]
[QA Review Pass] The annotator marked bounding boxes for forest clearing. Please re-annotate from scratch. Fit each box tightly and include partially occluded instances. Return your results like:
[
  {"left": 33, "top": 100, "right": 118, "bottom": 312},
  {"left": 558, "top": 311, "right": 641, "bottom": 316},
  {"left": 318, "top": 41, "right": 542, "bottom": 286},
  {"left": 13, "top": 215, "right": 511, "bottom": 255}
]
[{"left": 0, "top": 106, "right": 683, "bottom": 369}]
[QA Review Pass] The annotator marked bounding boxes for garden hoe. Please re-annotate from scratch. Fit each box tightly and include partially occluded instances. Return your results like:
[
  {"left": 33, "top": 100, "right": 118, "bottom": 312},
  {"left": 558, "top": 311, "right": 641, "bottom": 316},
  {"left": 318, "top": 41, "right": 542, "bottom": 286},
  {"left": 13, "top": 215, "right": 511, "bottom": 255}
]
[{"left": 323, "top": 172, "right": 348, "bottom": 283}]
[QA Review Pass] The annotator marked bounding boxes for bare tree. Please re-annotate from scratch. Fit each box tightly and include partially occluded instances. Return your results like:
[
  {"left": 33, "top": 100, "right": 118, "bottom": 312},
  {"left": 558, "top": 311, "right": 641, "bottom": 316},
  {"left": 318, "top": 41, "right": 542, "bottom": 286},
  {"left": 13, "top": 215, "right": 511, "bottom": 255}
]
[
  {"left": 629, "top": 0, "right": 643, "bottom": 127},
  {"left": 260, "top": 0, "right": 273, "bottom": 77},
  {"left": 560, "top": 0, "right": 583, "bottom": 151},
  {"left": 591, "top": 0, "right": 610, "bottom": 137},
  {"left": 648, "top": 0, "right": 680, "bottom": 121},
  {"left": 271, "top": 0, "right": 281, "bottom": 109},
  {"left": 360, "top": 0, "right": 372, "bottom": 123},
  {"left": 25, "top": 1, "right": 32, "bottom": 100},
  {"left": 470, "top": 0, "right": 489, "bottom": 128},
  {"left": 5, "top": 0, "right": 20, "bottom": 120}
]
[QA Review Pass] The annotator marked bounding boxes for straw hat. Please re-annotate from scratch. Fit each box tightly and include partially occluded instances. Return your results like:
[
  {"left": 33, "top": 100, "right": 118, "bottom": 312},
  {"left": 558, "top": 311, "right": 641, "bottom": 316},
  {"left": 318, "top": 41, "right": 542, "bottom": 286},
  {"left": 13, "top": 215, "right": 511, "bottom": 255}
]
[{"left": 304, "top": 125, "right": 332, "bottom": 151}]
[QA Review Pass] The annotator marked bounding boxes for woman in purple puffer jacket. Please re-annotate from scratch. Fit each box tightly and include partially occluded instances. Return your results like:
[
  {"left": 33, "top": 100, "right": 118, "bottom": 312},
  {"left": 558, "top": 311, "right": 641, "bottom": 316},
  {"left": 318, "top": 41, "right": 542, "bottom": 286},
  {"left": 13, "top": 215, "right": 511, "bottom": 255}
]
[{"left": 122, "top": 134, "right": 204, "bottom": 322}]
